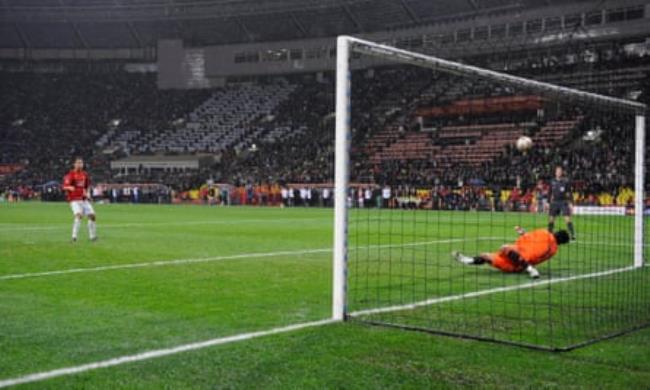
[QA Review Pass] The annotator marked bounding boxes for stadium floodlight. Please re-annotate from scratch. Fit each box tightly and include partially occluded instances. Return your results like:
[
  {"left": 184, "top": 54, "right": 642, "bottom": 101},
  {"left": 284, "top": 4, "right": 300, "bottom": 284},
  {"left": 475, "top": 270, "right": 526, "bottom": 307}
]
[{"left": 332, "top": 35, "right": 649, "bottom": 350}]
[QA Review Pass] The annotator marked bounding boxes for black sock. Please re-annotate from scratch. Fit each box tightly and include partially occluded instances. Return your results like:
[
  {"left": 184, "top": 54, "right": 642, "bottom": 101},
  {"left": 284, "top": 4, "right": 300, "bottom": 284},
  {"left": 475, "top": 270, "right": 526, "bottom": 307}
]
[
  {"left": 568, "top": 222, "right": 575, "bottom": 238},
  {"left": 548, "top": 222, "right": 555, "bottom": 232},
  {"left": 473, "top": 256, "right": 487, "bottom": 265}
]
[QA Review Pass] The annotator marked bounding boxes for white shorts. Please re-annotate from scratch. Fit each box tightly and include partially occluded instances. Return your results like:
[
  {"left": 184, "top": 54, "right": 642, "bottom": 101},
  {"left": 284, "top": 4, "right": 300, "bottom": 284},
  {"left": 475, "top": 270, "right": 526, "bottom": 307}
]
[{"left": 70, "top": 200, "right": 95, "bottom": 216}]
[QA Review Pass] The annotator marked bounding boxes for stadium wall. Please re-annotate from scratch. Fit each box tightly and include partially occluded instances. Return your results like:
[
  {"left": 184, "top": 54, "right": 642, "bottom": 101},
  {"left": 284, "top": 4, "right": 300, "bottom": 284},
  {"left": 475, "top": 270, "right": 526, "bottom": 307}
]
[
  {"left": 1, "top": 1, "right": 648, "bottom": 81},
  {"left": 154, "top": 1, "right": 649, "bottom": 86},
  {"left": 0, "top": 47, "right": 155, "bottom": 61}
]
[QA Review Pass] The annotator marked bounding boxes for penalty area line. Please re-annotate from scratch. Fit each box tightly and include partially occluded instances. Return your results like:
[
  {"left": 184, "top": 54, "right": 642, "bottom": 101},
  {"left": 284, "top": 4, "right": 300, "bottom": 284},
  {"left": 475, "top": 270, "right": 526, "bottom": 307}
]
[
  {"left": 0, "top": 217, "right": 328, "bottom": 232},
  {"left": 0, "top": 237, "right": 502, "bottom": 282},
  {"left": 0, "top": 248, "right": 332, "bottom": 281},
  {"left": 0, "top": 318, "right": 337, "bottom": 389}
]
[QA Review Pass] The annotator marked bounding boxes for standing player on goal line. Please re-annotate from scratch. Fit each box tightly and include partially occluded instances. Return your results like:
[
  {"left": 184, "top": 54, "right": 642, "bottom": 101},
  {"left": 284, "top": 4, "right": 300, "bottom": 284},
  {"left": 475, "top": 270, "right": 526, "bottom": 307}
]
[
  {"left": 452, "top": 226, "right": 570, "bottom": 278},
  {"left": 548, "top": 165, "right": 576, "bottom": 240},
  {"left": 62, "top": 157, "right": 97, "bottom": 242}
]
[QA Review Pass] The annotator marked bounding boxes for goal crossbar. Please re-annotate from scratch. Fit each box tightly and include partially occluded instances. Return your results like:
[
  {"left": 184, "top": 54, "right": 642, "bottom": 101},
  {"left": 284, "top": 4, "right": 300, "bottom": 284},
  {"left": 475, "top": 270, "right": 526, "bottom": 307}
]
[{"left": 346, "top": 36, "right": 647, "bottom": 114}]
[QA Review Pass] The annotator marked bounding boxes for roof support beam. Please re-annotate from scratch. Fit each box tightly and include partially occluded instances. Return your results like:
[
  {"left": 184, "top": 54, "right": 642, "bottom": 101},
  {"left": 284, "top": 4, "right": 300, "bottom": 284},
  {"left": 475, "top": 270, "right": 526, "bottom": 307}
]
[
  {"left": 14, "top": 23, "right": 30, "bottom": 49},
  {"left": 235, "top": 17, "right": 255, "bottom": 42},
  {"left": 72, "top": 23, "right": 88, "bottom": 49},
  {"left": 127, "top": 21, "right": 143, "bottom": 47},
  {"left": 289, "top": 12, "right": 307, "bottom": 37},
  {"left": 112, "top": 0, "right": 142, "bottom": 47},
  {"left": 2, "top": 0, "right": 29, "bottom": 48},
  {"left": 467, "top": 0, "right": 479, "bottom": 10},
  {"left": 398, "top": 0, "right": 419, "bottom": 23},
  {"left": 174, "top": 19, "right": 184, "bottom": 39},
  {"left": 55, "top": 0, "right": 86, "bottom": 49},
  {"left": 341, "top": 4, "right": 363, "bottom": 32}
]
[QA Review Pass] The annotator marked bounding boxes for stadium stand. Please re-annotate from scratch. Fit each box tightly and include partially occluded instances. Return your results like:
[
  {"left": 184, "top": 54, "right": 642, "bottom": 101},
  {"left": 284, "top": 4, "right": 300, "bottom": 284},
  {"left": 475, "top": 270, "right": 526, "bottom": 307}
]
[
  {"left": 1, "top": 40, "right": 649, "bottom": 204},
  {"left": 103, "top": 83, "right": 297, "bottom": 154},
  {"left": 0, "top": 71, "right": 210, "bottom": 187}
]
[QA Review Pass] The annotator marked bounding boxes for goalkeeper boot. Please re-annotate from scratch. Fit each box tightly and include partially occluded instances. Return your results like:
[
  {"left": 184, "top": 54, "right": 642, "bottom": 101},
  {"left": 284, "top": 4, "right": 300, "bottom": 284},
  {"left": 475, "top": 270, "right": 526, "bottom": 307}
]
[
  {"left": 526, "top": 266, "right": 540, "bottom": 279},
  {"left": 452, "top": 251, "right": 476, "bottom": 265}
]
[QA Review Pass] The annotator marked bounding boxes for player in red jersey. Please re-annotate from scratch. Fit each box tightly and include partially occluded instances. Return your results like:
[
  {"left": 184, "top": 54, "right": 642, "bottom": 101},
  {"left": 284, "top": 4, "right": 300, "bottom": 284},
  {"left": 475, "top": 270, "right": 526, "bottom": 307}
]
[
  {"left": 62, "top": 157, "right": 97, "bottom": 242},
  {"left": 452, "top": 226, "right": 570, "bottom": 278}
]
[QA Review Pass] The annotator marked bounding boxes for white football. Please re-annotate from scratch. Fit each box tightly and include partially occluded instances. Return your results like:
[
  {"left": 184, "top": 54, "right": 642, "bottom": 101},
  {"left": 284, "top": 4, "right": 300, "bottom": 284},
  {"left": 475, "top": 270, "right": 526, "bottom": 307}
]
[{"left": 516, "top": 136, "right": 533, "bottom": 152}]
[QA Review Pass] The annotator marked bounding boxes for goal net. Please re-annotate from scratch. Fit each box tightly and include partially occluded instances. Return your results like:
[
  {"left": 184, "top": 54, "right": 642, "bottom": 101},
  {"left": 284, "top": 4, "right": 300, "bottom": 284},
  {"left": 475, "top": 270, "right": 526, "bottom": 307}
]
[{"left": 332, "top": 36, "right": 650, "bottom": 351}]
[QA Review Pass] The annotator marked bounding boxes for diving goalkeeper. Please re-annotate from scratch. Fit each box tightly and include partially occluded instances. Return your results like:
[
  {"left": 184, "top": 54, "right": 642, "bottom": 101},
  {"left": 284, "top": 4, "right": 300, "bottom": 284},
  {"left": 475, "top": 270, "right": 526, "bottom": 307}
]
[{"left": 452, "top": 226, "right": 570, "bottom": 278}]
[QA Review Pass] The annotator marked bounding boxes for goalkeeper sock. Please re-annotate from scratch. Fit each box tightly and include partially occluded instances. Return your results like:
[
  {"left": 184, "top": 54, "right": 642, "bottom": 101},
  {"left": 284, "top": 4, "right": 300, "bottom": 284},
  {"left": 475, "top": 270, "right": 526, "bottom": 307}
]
[
  {"left": 548, "top": 222, "right": 554, "bottom": 232},
  {"left": 567, "top": 222, "right": 575, "bottom": 239},
  {"left": 72, "top": 218, "right": 81, "bottom": 240},
  {"left": 472, "top": 256, "right": 487, "bottom": 265},
  {"left": 526, "top": 265, "right": 540, "bottom": 279},
  {"left": 88, "top": 220, "right": 97, "bottom": 240}
]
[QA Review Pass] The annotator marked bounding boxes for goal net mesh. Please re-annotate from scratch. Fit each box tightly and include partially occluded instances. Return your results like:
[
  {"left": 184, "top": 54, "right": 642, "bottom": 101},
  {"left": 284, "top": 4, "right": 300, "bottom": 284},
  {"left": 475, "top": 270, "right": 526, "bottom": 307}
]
[{"left": 340, "top": 38, "right": 650, "bottom": 351}]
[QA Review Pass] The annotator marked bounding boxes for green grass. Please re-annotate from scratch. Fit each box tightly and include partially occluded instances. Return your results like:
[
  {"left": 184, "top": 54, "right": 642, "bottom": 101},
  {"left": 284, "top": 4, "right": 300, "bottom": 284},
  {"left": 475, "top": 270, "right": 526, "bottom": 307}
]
[
  {"left": 1, "top": 202, "right": 649, "bottom": 388},
  {"left": 347, "top": 207, "right": 650, "bottom": 349}
]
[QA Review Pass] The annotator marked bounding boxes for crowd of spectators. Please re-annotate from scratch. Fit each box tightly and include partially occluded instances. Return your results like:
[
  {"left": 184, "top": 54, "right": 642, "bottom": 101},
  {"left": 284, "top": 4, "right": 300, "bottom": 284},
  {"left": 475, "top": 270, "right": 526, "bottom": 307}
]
[
  {"left": 1, "top": 40, "right": 649, "bottom": 208},
  {"left": 0, "top": 71, "right": 210, "bottom": 189}
]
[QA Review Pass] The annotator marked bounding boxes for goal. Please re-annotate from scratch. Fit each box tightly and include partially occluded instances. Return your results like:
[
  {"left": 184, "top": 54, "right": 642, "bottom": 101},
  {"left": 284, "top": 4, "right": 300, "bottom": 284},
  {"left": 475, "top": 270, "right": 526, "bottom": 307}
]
[{"left": 331, "top": 36, "right": 650, "bottom": 351}]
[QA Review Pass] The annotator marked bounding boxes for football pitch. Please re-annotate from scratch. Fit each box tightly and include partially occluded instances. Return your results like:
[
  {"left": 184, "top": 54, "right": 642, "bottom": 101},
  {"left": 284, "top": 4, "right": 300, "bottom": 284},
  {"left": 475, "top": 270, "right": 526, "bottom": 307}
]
[{"left": 1, "top": 202, "right": 650, "bottom": 388}]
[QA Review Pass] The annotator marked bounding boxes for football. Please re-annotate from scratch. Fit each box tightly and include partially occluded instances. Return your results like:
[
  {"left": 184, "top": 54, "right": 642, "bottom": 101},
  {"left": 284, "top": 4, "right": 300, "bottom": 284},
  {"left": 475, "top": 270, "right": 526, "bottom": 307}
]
[{"left": 516, "top": 136, "right": 533, "bottom": 152}]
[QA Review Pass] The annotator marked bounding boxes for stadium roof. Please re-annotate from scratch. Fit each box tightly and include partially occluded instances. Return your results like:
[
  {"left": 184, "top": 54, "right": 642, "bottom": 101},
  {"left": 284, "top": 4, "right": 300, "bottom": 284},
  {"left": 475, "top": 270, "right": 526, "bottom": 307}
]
[{"left": 0, "top": 0, "right": 597, "bottom": 49}]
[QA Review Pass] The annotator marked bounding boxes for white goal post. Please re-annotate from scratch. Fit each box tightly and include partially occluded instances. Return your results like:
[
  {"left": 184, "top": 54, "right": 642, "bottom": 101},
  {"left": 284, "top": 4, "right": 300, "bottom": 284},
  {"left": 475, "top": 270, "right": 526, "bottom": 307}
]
[{"left": 331, "top": 35, "right": 648, "bottom": 321}]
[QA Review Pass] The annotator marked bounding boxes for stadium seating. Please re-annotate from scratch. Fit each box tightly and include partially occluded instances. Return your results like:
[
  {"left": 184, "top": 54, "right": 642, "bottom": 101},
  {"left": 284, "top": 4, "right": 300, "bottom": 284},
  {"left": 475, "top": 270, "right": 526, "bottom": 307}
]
[
  {"left": 1, "top": 41, "right": 648, "bottom": 197},
  {"left": 115, "top": 83, "right": 297, "bottom": 154},
  {"left": 533, "top": 119, "right": 581, "bottom": 148},
  {"left": 370, "top": 131, "right": 441, "bottom": 162}
]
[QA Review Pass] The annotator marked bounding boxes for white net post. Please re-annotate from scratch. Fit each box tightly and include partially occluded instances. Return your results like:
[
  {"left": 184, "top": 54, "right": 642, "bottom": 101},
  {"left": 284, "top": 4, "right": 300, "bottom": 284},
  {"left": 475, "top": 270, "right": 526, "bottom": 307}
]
[
  {"left": 635, "top": 115, "right": 646, "bottom": 268},
  {"left": 332, "top": 36, "right": 351, "bottom": 321}
]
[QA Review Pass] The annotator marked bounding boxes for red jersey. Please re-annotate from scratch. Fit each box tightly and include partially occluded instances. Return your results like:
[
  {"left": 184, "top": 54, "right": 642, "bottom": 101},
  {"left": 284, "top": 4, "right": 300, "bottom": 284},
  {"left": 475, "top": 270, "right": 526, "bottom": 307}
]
[{"left": 63, "top": 170, "right": 90, "bottom": 202}]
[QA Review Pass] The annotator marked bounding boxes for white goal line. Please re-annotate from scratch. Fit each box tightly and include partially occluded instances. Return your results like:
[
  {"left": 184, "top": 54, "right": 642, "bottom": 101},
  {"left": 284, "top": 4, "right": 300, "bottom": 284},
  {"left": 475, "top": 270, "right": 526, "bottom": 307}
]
[
  {"left": 0, "top": 259, "right": 642, "bottom": 388},
  {"left": 0, "top": 237, "right": 501, "bottom": 282},
  {"left": 348, "top": 265, "right": 639, "bottom": 318}
]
